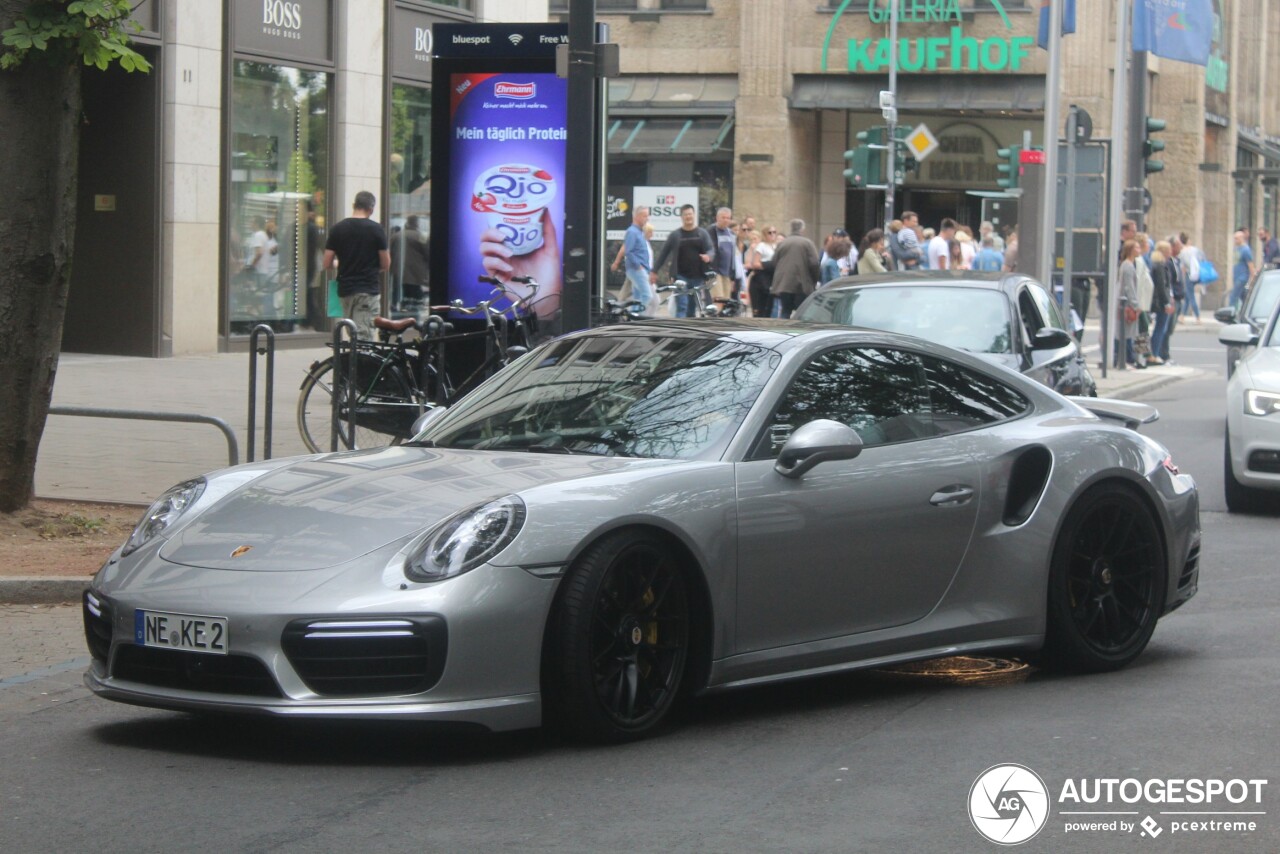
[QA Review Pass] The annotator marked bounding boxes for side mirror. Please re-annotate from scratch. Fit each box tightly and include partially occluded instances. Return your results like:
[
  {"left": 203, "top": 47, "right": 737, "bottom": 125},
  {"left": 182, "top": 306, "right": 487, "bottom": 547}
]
[
  {"left": 1214, "top": 306, "right": 1237, "bottom": 325},
  {"left": 1031, "top": 327, "right": 1073, "bottom": 351},
  {"left": 410, "top": 405, "right": 449, "bottom": 437},
  {"left": 774, "top": 419, "right": 863, "bottom": 479},
  {"left": 1218, "top": 323, "right": 1259, "bottom": 347}
]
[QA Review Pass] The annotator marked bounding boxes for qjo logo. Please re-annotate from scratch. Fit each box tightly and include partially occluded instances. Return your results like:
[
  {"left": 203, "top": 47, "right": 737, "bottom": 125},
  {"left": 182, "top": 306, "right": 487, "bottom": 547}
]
[{"left": 494, "top": 82, "right": 537, "bottom": 100}]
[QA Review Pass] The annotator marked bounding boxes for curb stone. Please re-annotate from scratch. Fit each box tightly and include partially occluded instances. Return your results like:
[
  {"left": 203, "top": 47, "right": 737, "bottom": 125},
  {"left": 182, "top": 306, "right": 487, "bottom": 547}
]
[{"left": 0, "top": 578, "right": 90, "bottom": 606}]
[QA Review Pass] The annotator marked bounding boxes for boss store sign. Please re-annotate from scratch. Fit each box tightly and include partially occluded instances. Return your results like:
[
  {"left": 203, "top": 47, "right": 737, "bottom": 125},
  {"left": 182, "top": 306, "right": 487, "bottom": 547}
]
[
  {"left": 393, "top": 6, "right": 459, "bottom": 84},
  {"left": 233, "top": 0, "right": 332, "bottom": 64}
]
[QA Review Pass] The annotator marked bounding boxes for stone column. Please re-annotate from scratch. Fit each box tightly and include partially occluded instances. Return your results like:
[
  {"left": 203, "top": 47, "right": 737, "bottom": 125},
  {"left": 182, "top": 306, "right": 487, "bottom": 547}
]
[
  {"left": 735, "top": 0, "right": 804, "bottom": 227},
  {"left": 333, "top": 0, "right": 385, "bottom": 223},
  {"left": 164, "top": 0, "right": 224, "bottom": 354}
]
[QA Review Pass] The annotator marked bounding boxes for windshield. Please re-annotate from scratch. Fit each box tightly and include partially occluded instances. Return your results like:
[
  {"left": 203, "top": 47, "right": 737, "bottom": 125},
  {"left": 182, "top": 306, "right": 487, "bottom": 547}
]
[
  {"left": 797, "top": 286, "right": 1013, "bottom": 354},
  {"left": 417, "top": 333, "right": 780, "bottom": 459},
  {"left": 1246, "top": 273, "right": 1280, "bottom": 325}
]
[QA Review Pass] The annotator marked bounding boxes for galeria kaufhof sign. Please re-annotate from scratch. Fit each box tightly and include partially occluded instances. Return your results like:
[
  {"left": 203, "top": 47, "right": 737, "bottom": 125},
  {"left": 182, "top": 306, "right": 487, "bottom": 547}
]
[{"left": 822, "top": 0, "right": 1034, "bottom": 73}]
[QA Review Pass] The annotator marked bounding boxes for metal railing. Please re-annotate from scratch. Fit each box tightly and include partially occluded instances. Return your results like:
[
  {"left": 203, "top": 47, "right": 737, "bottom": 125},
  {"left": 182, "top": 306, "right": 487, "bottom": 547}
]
[
  {"left": 47, "top": 407, "right": 239, "bottom": 467},
  {"left": 247, "top": 324, "right": 275, "bottom": 462},
  {"left": 331, "top": 319, "right": 358, "bottom": 452}
]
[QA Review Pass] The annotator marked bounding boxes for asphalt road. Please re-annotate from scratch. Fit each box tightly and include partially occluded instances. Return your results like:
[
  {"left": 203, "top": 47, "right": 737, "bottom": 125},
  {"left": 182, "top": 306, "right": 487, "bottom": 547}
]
[{"left": 1, "top": 333, "right": 1276, "bottom": 853}]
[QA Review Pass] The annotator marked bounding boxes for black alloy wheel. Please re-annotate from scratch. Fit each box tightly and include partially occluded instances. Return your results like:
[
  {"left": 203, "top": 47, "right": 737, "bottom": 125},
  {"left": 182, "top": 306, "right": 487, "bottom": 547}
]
[
  {"left": 549, "top": 530, "right": 691, "bottom": 742},
  {"left": 1043, "top": 483, "right": 1166, "bottom": 672}
]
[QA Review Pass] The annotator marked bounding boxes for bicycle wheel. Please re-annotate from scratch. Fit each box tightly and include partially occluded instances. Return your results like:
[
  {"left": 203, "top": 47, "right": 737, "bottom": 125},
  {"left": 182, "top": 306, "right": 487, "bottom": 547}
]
[{"left": 297, "top": 355, "right": 420, "bottom": 453}]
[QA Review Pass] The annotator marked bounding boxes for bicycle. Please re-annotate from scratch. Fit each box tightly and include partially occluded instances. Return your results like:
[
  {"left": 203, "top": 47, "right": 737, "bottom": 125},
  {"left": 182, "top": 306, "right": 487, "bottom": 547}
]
[
  {"left": 601, "top": 298, "right": 651, "bottom": 323},
  {"left": 296, "top": 276, "right": 538, "bottom": 453},
  {"left": 657, "top": 272, "right": 743, "bottom": 318}
]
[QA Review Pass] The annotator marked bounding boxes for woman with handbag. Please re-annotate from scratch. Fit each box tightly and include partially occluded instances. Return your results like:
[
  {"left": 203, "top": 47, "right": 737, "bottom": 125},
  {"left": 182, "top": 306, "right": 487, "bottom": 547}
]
[{"left": 1118, "top": 240, "right": 1143, "bottom": 370}]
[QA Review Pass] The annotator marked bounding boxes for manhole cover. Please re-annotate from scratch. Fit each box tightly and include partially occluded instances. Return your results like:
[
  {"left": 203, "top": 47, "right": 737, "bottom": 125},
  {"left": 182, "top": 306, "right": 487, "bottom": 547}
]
[{"left": 873, "top": 656, "right": 1031, "bottom": 686}]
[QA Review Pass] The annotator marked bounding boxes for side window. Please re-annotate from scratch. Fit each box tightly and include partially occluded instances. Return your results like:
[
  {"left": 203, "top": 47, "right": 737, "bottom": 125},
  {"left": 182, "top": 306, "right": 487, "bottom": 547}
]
[
  {"left": 758, "top": 347, "right": 932, "bottom": 457},
  {"left": 1028, "top": 282, "right": 1067, "bottom": 330},
  {"left": 921, "top": 354, "right": 1030, "bottom": 434},
  {"left": 1016, "top": 288, "right": 1044, "bottom": 345}
]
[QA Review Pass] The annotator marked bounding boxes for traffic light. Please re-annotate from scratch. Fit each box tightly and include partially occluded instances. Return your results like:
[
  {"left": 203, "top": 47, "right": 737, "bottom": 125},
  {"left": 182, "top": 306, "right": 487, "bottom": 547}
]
[
  {"left": 891, "top": 126, "right": 916, "bottom": 183},
  {"left": 843, "top": 126, "right": 884, "bottom": 188},
  {"left": 996, "top": 144, "right": 1022, "bottom": 189},
  {"left": 1143, "top": 117, "right": 1166, "bottom": 176},
  {"left": 843, "top": 147, "right": 872, "bottom": 188}
]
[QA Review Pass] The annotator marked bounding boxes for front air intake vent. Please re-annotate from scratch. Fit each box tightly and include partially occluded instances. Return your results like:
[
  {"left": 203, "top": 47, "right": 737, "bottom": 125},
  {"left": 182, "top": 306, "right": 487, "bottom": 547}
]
[
  {"left": 83, "top": 591, "right": 112, "bottom": 664},
  {"left": 281, "top": 617, "right": 447, "bottom": 697}
]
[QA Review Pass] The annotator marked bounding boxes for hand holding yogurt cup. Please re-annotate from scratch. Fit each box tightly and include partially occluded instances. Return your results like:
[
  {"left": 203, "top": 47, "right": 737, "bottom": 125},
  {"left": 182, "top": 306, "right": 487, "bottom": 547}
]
[
  {"left": 479, "top": 209, "right": 560, "bottom": 318},
  {"left": 474, "top": 164, "right": 561, "bottom": 317}
]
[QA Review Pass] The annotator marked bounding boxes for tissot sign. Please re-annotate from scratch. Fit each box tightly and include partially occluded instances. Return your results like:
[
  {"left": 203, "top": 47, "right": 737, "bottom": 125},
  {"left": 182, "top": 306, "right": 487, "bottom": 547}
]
[{"left": 821, "top": 0, "right": 1035, "bottom": 73}]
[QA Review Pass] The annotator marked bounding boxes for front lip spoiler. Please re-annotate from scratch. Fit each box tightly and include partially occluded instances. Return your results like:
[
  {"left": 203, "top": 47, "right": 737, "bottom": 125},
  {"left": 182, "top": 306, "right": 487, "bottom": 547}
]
[{"left": 84, "top": 667, "right": 541, "bottom": 732}]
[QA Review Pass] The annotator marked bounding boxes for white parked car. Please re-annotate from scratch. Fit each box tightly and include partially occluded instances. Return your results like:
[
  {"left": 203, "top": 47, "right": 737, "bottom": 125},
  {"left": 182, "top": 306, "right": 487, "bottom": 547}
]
[{"left": 1221, "top": 301, "right": 1280, "bottom": 511}]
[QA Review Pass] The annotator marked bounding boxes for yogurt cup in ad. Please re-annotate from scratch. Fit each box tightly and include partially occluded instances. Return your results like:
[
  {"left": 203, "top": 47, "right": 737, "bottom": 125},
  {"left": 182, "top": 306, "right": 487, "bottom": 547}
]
[{"left": 472, "top": 164, "right": 557, "bottom": 256}]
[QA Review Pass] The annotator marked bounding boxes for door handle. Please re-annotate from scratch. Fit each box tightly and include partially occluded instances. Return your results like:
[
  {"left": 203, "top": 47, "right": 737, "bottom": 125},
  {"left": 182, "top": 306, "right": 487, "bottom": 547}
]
[{"left": 929, "top": 485, "right": 975, "bottom": 506}]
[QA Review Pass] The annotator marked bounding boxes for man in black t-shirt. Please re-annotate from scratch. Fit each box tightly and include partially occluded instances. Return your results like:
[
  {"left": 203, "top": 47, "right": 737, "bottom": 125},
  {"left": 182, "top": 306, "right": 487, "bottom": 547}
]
[
  {"left": 652, "top": 204, "right": 713, "bottom": 317},
  {"left": 324, "top": 190, "right": 390, "bottom": 339}
]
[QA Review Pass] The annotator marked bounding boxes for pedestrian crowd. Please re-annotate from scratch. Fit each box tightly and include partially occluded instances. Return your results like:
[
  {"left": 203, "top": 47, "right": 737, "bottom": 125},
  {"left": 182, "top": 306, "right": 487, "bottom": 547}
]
[
  {"left": 623, "top": 205, "right": 1022, "bottom": 320},
  {"left": 1109, "top": 218, "right": 1218, "bottom": 371}
]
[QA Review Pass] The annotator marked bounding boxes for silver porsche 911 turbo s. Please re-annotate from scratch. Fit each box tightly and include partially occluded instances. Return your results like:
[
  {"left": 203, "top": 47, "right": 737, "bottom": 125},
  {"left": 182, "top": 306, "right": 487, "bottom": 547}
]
[{"left": 85, "top": 320, "right": 1200, "bottom": 742}]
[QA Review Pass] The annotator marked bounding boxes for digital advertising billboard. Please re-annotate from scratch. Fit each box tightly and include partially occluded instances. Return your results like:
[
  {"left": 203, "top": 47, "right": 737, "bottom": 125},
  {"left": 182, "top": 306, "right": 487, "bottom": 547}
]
[{"left": 431, "top": 24, "right": 571, "bottom": 322}]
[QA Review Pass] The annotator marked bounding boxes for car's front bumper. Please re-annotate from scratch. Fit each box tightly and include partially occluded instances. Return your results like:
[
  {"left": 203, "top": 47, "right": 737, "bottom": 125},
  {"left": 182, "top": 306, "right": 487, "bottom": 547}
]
[
  {"left": 83, "top": 662, "right": 540, "bottom": 730},
  {"left": 1228, "top": 408, "right": 1280, "bottom": 490},
  {"left": 83, "top": 559, "right": 561, "bottom": 732}
]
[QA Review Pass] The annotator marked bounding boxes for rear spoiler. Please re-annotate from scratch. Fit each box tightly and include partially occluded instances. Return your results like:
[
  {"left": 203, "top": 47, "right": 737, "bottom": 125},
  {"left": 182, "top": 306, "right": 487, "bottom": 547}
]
[{"left": 1066, "top": 397, "right": 1159, "bottom": 430}]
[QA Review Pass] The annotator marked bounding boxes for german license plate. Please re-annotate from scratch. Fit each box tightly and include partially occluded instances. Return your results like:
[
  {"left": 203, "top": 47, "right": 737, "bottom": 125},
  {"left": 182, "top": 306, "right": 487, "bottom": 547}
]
[{"left": 135, "top": 609, "right": 228, "bottom": 655}]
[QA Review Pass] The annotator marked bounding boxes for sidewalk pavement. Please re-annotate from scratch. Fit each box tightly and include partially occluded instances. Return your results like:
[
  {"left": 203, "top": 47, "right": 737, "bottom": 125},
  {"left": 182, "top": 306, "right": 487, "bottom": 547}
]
[{"left": 3, "top": 316, "right": 1219, "bottom": 604}]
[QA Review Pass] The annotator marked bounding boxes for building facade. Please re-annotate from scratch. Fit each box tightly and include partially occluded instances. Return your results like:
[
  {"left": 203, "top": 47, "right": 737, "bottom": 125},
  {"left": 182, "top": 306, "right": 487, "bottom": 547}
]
[
  {"left": 64, "top": 0, "right": 544, "bottom": 357},
  {"left": 66, "top": 0, "right": 1279, "bottom": 356},
  {"left": 580, "top": 0, "right": 1278, "bottom": 304}
]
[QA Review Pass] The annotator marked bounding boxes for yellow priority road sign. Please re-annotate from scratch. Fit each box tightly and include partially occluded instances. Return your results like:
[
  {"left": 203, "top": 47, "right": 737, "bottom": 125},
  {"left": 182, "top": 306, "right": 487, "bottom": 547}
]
[{"left": 905, "top": 123, "right": 939, "bottom": 162}]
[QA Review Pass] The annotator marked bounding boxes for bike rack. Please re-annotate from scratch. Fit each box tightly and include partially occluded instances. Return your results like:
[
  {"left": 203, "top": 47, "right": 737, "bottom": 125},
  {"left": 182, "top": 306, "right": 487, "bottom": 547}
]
[
  {"left": 247, "top": 324, "right": 275, "bottom": 462},
  {"left": 331, "top": 319, "right": 358, "bottom": 452},
  {"left": 48, "top": 407, "right": 239, "bottom": 466}
]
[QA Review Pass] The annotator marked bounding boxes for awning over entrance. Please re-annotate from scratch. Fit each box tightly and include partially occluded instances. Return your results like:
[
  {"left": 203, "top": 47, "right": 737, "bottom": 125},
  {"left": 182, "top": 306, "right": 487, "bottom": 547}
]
[
  {"left": 607, "top": 75, "right": 737, "bottom": 156},
  {"left": 790, "top": 74, "right": 1045, "bottom": 112},
  {"left": 608, "top": 75, "right": 738, "bottom": 116}
]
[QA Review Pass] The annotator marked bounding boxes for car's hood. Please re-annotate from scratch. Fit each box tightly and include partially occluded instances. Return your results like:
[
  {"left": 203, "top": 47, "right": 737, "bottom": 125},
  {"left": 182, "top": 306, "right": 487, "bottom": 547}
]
[{"left": 158, "top": 446, "right": 668, "bottom": 571}]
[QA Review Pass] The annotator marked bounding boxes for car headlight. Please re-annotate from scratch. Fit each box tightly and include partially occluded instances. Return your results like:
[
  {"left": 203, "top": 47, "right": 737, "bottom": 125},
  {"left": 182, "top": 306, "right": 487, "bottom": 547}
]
[
  {"left": 122, "top": 478, "right": 206, "bottom": 556},
  {"left": 405, "top": 496, "right": 526, "bottom": 582},
  {"left": 1245, "top": 389, "right": 1280, "bottom": 416}
]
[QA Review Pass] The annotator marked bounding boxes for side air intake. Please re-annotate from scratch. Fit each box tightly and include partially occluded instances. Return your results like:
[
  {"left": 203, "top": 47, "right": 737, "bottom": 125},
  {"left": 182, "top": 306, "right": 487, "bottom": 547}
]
[{"left": 1003, "top": 446, "right": 1052, "bottom": 527}]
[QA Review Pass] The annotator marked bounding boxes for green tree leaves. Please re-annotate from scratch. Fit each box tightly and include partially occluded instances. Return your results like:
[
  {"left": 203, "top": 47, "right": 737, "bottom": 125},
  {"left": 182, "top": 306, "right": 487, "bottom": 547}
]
[{"left": 1, "top": 0, "right": 151, "bottom": 73}]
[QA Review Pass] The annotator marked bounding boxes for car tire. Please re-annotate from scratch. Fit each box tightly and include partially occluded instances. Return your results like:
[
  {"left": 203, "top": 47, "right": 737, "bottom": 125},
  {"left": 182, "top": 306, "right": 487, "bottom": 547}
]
[
  {"left": 1223, "top": 427, "right": 1263, "bottom": 513},
  {"left": 547, "top": 529, "right": 691, "bottom": 742},
  {"left": 1041, "top": 483, "right": 1166, "bottom": 673}
]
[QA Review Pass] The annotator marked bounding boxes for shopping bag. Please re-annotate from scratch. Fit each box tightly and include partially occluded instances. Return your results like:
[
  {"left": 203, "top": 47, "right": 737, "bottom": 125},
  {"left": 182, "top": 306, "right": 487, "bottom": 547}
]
[
  {"left": 1197, "top": 257, "right": 1219, "bottom": 285},
  {"left": 326, "top": 280, "right": 343, "bottom": 318}
]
